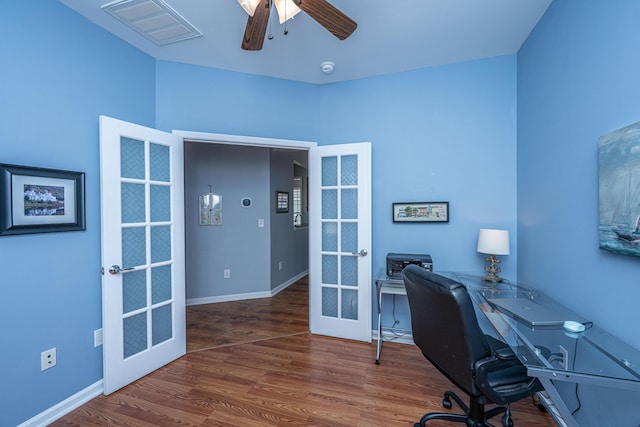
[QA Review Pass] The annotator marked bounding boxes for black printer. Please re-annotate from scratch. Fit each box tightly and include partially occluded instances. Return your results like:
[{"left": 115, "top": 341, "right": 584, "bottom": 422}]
[{"left": 386, "top": 253, "right": 433, "bottom": 279}]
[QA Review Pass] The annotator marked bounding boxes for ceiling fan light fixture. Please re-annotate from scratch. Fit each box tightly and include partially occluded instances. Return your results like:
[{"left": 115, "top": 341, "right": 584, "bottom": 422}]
[
  {"left": 273, "top": 0, "right": 302, "bottom": 24},
  {"left": 237, "top": 0, "right": 261, "bottom": 16}
]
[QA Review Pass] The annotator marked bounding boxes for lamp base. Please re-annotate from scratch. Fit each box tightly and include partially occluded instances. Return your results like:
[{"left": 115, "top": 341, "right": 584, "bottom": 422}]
[
  {"left": 481, "top": 273, "right": 504, "bottom": 283},
  {"left": 482, "top": 254, "right": 503, "bottom": 284}
]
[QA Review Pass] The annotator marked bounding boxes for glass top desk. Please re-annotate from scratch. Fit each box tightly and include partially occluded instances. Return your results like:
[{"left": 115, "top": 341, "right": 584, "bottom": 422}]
[
  {"left": 375, "top": 271, "right": 640, "bottom": 427},
  {"left": 446, "top": 272, "right": 640, "bottom": 427}
]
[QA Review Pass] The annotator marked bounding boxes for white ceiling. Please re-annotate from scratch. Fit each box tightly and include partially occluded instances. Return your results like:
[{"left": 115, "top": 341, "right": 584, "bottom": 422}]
[{"left": 59, "top": 0, "right": 552, "bottom": 84}]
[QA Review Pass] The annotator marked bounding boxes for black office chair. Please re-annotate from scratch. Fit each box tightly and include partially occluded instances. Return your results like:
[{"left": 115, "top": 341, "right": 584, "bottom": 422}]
[{"left": 402, "top": 265, "right": 542, "bottom": 427}]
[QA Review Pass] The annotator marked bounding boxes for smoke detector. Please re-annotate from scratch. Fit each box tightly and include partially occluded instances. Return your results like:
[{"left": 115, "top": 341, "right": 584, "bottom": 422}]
[{"left": 320, "top": 61, "right": 335, "bottom": 74}]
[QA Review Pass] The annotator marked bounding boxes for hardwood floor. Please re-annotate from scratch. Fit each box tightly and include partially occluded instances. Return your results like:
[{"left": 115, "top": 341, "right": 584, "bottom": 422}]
[
  {"left": 52, "top": 277, "right": 555, "bottom": 426},
  {"left": 186, "top": 277, "right": 309, "bottom": 353}
]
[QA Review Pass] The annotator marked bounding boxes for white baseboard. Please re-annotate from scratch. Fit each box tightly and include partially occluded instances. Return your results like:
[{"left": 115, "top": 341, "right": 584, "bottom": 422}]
[
  {"left": 187, "top": 290, "right": 272, "bottom": 306},
  {"left": 271, "top": 270, "right": 308, "bottom": 296},
  {"left": 17, "top": 380, "right": 103, "bottom": 427},
  {"left": 187, "top": 270, "right": 308, "bottom": 306}
]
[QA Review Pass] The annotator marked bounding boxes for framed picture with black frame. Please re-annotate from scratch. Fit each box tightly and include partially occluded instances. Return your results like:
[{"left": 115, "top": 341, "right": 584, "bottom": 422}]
[{"left": 0, "top": 163, "right": 86, "bottom": 236}]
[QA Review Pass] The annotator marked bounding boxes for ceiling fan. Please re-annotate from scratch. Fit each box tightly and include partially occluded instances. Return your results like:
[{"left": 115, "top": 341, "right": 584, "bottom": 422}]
[{"left": 237, "top": 0, "right": 357, "bottom": 50}]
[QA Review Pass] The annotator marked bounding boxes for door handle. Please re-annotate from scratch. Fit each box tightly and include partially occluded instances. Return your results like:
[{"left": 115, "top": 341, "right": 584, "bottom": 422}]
[
  {"left": 352, "top": 249, "right": 368, "bottom": 257},
  {"left": 108, "top": 265, "right": 135, "bottom": 275}
]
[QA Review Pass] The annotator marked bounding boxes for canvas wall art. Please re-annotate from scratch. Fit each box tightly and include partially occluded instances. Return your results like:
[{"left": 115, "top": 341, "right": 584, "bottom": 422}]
[{"left": 599, "top": 121, "right": 640, "bottom": 256}]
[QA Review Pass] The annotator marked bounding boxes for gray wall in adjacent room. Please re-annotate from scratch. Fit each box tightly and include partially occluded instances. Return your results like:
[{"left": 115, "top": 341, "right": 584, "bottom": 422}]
[
  {"left": 270, "top": 150, "right": 309, "bottom": 290},
  {"left": 185, "top": 142, "right": 271, "bottom": 300}
]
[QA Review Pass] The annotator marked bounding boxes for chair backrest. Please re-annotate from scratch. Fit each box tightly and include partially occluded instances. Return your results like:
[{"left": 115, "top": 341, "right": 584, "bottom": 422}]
[{"left": 403, "top": 265, "right": 491, "bottom": 397}]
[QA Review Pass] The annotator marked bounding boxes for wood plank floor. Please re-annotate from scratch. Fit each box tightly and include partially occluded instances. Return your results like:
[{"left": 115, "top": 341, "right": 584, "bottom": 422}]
[
  {"left": 186, "top": 277, "right": 309, "bottom": 353},
  {"left": 52, "top": 277, "right": 555, "bottom": 426}
]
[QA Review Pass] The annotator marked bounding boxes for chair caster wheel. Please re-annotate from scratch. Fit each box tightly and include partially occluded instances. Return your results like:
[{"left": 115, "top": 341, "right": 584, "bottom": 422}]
[
  {"left": 442, "top": 396, "right": 452, "bottom": 409},
  {"left": 502, "top": 414, "right": 513, "bottom": 427}
]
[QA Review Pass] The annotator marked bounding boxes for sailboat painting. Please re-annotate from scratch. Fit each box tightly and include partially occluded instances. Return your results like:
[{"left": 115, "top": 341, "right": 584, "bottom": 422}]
[{"left": 599, "top": 121, "right": 640, "bottom": 257}]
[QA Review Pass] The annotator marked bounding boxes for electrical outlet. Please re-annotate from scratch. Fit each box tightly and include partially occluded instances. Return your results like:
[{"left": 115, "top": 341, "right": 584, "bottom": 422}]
[
  {"left": 278, "top": 261, "right": 283, "bottom": 271},
  {"left": 94, "top": 328, "right": 103, "bottom": 347},
  {"left": 41, "top": 348, "right": 57, "bottom": 371},
  {"left": 224, "top": 269, "right": 231, "bottom": 279},
  {"left": 559, "top": 345, "right": 569, "bottom": 370}
]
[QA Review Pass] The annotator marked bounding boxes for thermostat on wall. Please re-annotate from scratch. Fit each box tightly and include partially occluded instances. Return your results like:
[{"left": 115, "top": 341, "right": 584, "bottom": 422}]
[{"left": 241, "top": 197, "right": 252, "bottom": 207}]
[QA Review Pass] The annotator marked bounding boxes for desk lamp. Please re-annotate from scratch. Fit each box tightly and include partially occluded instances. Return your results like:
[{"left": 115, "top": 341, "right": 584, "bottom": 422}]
[{"left": 477, "top": 229, "right": 510, "bottom": 283}]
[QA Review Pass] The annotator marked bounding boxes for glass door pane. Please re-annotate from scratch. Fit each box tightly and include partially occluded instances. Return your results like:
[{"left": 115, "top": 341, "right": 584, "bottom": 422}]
[{"left": 320, "top": 154, "right": 359, "bottom": 321}]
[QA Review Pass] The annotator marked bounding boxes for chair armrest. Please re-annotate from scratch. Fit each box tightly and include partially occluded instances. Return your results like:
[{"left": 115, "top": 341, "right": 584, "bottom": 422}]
[
  {"left": 494, "top": 347, "right": 516, "bottom": 360},
  {"left": 485, "top": 335, "right": 516, "bottom": 360}
]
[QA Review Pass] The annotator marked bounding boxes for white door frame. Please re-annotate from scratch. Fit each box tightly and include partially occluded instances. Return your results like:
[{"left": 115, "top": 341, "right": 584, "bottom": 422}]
[{"left": 173, "top": 130, "right": 317, "bottom": 150}]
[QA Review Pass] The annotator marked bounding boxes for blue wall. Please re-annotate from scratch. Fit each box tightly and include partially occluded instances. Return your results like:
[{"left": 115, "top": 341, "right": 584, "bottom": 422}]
[
  {"left": 155, "top": 61, "right": 320, "bottom": 139},
  {"left": 269, "top": 150, "right": 309, "bottom": 289},
  {"left": 0, "top": 2, "right": 155, "bottom": 426},
  {"left": 517, "top": 0, "right": 640, "bottom": 350},
  {"left": 184, "top": 143, "right": 272, "bottom": 300}
]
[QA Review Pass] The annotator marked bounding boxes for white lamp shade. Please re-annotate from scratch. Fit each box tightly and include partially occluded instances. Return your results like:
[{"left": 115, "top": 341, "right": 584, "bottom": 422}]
[
  {"left": 237, "top": 0, "right": 301, "bottom": 23},
  {"left": 273, "top": 0, "right": 301, "bottom": 23},
  {"left": 477, "top": 229, "right": 510, "bottom": 255},
  {"left": 237, "top": 0, "right": 260, "bottom": 16}
]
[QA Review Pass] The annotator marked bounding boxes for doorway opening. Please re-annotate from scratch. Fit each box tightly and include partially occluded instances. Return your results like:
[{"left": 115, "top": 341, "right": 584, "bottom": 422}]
[{"left": 178, "top": 132, "right": 315, "bottom": 352}]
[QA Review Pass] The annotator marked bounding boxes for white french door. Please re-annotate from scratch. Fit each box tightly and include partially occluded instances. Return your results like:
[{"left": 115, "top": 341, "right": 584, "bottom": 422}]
[
  {"left": 309, "top": 142, "right": 372, "bottom": 342},
  {"left": 99, "top": 116, "right": 185, "bottom": 394}
]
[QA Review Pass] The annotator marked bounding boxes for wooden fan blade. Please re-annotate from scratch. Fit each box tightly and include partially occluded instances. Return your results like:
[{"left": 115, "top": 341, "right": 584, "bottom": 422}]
[
  {"left": 241, "top": 0, "right": 270, "bottom": 51},
  {"left": 294, "top": 0, "right": 357, "bottom": 40}
]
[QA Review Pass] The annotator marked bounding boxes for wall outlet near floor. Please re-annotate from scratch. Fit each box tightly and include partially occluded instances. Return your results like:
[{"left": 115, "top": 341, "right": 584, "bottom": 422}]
[
  {"left": 278, "top": 261, "right": 283, "bottom": 271},
  {"left": 94, "top": 328, "right": 103, "bottom": 347},
  {"left": 224, "top": 269, "right": 231, "bottom": 279},
  {"left": 41, "top": 348, "right": 57, "bottom": 371}
]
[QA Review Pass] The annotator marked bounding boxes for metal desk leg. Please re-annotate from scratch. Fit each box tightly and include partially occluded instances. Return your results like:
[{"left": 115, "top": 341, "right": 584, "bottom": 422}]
[
  {"left": 375, "top": 282, "right": 382, "bottom": 364},
  {"left": 537, "top": 378, "right": 577, "bottom": 427}
]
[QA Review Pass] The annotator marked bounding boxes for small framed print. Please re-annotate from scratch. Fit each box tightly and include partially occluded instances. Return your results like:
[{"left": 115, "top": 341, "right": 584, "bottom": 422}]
[
  {"left": 276, "top": 191, "right": 289, "bottom": 213},
  {"left": 0, "top": 163, "right": 86, "bottom": 236},
  {"left": 199, "top": 192, "right": 222, "bottom": 225},
  {"left": 393, "top": 201, "right": 449, "bottom": 223}
]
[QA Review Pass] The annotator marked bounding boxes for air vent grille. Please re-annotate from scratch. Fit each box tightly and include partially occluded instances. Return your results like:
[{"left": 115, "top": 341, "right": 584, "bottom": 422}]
[{"left": 102, "top": 0, "right": 202, "bottom": 46}]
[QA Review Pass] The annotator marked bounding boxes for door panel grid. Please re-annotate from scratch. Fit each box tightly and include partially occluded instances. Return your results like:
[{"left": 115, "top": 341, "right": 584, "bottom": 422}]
[
  {"left": 119, "top": 137, "right": 174, "bottom": 359},
  {"left": 320, "top": 154, "right": 359, "bottom": 322}
]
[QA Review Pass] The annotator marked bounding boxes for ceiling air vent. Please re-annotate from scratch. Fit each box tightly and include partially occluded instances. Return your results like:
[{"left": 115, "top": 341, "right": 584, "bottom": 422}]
[{"left": 102, "top": 0, "right": 202, "bottom": 46}]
